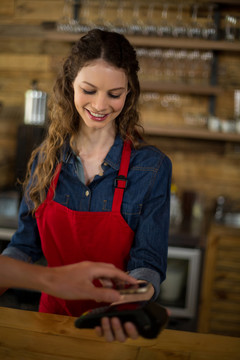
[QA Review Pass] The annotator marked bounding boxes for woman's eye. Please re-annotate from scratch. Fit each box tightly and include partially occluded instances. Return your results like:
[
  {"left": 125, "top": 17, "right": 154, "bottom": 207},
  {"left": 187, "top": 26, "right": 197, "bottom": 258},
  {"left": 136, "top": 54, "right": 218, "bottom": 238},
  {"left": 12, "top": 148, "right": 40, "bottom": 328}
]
[
  {"left": 109, "top": 93, "right": 121, "bottom": 99},
  {"left": 82, "top": 89, "right": 96, "bottom": 95}
]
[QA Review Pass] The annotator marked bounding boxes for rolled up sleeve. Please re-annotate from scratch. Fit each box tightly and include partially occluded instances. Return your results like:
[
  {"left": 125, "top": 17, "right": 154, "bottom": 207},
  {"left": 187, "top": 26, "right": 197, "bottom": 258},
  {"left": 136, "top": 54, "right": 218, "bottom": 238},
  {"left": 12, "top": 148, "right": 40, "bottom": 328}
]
[
  {"left": 1, "top": 196, "right": 43, "bottom": 263},
  {"left": 127, "top": 155, "right": 172, "bottom": 299}
]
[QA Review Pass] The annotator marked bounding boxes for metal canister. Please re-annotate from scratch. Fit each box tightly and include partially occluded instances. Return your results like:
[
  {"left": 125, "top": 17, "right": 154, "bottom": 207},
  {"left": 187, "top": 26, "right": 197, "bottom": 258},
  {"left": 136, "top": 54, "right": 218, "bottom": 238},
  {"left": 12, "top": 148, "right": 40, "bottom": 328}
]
[{"left": 24, "top": 80, "right": 47, "bottom": 125}]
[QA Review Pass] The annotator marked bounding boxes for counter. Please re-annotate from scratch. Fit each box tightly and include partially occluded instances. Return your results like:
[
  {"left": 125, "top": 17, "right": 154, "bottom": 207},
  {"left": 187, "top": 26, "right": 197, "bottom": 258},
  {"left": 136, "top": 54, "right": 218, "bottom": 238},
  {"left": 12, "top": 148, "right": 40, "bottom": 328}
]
[{"left": 0, "top": 307, "right": 239, "bottom": 360}]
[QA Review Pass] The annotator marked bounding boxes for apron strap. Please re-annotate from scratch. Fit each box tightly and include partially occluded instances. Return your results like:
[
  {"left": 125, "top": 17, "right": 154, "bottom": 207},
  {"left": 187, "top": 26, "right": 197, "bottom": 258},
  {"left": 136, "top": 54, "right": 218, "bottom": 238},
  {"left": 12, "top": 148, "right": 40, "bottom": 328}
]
[
  {"left": 46, "top": 163, "right": 62, "bottom": 202},
  {"left": 112, "top": 140, "right": 132, "bottom": 213}
]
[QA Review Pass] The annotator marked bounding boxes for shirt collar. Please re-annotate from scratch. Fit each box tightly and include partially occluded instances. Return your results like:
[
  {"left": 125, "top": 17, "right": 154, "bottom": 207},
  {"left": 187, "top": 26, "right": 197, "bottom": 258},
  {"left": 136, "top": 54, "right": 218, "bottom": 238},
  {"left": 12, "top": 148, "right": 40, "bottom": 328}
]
[
  {"left": 62, "top": 134, "right": 124, "bottom": 171},
  {"left": 104, "top": 134, "right": 123, "bottom": 171}
]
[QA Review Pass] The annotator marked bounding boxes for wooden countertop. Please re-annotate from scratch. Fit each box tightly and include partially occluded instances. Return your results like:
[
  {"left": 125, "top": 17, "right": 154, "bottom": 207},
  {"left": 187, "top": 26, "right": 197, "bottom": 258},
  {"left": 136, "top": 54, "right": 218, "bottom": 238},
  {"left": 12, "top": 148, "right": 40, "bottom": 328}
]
[{"left": 0, "top": 307, "right": 239, "bottom": 360}]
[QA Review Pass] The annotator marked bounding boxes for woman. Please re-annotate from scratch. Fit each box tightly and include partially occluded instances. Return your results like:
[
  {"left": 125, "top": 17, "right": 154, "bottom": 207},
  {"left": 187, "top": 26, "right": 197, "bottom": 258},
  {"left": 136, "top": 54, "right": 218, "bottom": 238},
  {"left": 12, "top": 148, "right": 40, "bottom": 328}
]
[{"left": 2, "top": 29, "right": 172, "bottom": 341}]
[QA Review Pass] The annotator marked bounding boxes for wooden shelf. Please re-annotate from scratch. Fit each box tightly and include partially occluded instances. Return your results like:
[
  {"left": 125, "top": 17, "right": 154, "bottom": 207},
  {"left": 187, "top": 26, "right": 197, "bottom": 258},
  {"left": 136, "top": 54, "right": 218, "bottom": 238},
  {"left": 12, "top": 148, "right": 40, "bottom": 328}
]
[
  {"left": 127, "top": 36, "right": 240, "bottom": 52},
  {"left": 1, "top": 24, "right": 240, "bottom": 52},
  {"left": 143, "top": 124, "right": 240, "bottom": 142},
  {"left": 214, "top": 0, "right": 240, "bottom": 4},
  {"left": 141, "top": 82, "right": 222, "bottom": 95}
]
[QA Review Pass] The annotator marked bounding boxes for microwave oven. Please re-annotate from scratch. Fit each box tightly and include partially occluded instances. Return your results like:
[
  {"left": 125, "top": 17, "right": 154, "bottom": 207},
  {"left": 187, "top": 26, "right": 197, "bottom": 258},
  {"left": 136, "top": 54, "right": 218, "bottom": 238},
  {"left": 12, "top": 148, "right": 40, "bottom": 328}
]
[{"left": 158, "top": 246, "right": 202, "bottom": 319}]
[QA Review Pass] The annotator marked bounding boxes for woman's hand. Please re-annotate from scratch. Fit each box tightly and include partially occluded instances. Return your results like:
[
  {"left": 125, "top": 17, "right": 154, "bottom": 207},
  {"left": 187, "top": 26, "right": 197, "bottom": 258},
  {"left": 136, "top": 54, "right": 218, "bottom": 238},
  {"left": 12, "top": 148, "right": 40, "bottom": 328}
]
[
  {"left": 42, "top": 261, "right": 138, "bottom": 303},
  {"left": 95, "top": 317, "right": 139, "bottom": 342},
  {"left": 94, "top": 281, "right": 154, "bottom": 342}
]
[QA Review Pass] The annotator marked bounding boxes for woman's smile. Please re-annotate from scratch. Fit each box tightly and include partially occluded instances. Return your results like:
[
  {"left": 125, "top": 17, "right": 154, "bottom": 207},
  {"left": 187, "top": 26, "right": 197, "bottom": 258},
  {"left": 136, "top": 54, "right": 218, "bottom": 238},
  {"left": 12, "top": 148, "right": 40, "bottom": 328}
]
[
  {"left": 73, "top": 58, "right": 128, "bottom": 130},
  {"left": 85, "top": 108, "right": 109, "bottom": 121}
]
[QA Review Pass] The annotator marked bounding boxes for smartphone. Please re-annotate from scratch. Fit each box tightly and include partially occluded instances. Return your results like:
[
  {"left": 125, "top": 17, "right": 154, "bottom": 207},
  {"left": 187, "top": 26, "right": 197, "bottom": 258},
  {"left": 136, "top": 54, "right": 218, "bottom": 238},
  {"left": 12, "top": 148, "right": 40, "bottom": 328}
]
[{"left": 116, "top": 281, "right": 151, "bottom": 294}]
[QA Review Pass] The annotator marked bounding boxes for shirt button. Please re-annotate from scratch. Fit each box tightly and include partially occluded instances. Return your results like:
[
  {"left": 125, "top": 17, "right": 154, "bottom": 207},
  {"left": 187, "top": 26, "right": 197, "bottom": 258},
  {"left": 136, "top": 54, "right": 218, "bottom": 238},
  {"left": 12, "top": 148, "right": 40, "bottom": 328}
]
[
  {"left": 103, "top": 162, "right": 108, "bottom": 166},
  {"left": 85, "top": 190, "right": 90, "bottom": 197}
]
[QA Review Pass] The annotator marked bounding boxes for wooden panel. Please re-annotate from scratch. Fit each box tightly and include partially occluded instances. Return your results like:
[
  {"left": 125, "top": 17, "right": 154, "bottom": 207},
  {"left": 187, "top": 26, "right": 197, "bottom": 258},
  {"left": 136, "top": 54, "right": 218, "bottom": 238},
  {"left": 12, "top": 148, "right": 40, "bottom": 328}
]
[
  {"left": 217, "top": 249, "right": 240, "bottom": 261},
  {"left": 0, "top": 106, "right": 23, "bottom": 186},
  {"left": 211, "top": 299, "right": 240, "bottom": 312},
  {"left": 198, "top": 227, "right": 219, "bottom": 333},
  {"left": 198, "top": 225, "right": 240, "bottom": 337},
  {"left": 209, "top": 311, "right": 240, "bottom": 324},
  {"left": 0, "top": 307, "right": 240, "bottom": 360},
  {"left": 15, "top": 0, "right": 64, "bottom": 22},
  {"left": 0, "top": 327, "right": 139, "bottom": 360},
  {"left": 216, "top": 258, "right": 240, "bottom": 271},
  {"left": 218, "top": 53, "right": 240, "bottom": 87},
  {"left": 0, "top": 347, "right": 71, "bottom": 360},
  {"left": 218, "top": 236, "right": 240, "bottom": 247},
  {"left": 209, "top": 319, "right": 240, "bottom": 337},
  {"left": 0, "top": 0, "right": 14, "bottom": 16},
  {"left": 0, "top": 71, "right": 55, "bottom": 92},
  {"left": 214, "top": 270, "right": 240, "bottom": 284},
  {"left": 138, "top": 348, "right": 190, "bottom": 360},
  {"left": 0, "top": 72, "right": 55, "bottom": 107},
  {"left": 145, "top": 134, "right": 240, "bottom": 211},
  {"left": 0, "top": 54, "right": 50, "bottom": 72},
  {"left": 0, "top": 38, "right": 71, "bottom": 55},
  {"left": 216, "top": 91, "right": 238, "bottom": 119},
  {"left": 166, "top": 151, "right": 240, "bottom": 209}
]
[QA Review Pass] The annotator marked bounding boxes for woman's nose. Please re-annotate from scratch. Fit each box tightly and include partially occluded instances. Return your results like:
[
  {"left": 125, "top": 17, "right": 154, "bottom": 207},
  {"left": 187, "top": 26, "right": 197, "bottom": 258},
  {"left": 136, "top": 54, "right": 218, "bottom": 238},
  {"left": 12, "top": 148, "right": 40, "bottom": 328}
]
[{"left": 92, "top": 94, "right": 108, "bottom": 112}]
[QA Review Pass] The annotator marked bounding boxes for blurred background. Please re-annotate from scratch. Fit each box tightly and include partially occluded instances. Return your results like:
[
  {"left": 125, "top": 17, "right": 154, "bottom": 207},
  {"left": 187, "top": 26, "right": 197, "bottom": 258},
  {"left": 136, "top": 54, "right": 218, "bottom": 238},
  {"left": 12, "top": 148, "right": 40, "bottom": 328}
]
[{"left": 0, "top": 0, "right": 239, "bottom": 338}]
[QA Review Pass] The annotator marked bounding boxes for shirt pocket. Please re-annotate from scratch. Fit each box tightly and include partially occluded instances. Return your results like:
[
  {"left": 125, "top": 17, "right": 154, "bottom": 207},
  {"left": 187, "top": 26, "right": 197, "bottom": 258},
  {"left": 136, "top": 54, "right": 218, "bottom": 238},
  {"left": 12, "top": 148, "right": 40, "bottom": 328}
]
[
  {"left": 121, "top": 202, "right": 142, "bottom": 216},
  {"left": 102, "top": 200, "right": 142, "bottom": 215},
  {"left": 54, "top": 193, "right": 70, "bottom": 207},
  {"left": 121, "top": 202, "right": 142, "bottom": 231}
]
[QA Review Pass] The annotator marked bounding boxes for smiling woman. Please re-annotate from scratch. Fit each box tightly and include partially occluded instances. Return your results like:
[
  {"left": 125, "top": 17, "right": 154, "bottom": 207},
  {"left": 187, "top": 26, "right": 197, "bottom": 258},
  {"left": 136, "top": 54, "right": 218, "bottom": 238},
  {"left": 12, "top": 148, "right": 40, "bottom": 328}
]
[
  {"left": 1, "top": 29, "right": 172, "bottom": 343},
  {"left": 72, "top": 58, "right": 129, "bottom": 131}
]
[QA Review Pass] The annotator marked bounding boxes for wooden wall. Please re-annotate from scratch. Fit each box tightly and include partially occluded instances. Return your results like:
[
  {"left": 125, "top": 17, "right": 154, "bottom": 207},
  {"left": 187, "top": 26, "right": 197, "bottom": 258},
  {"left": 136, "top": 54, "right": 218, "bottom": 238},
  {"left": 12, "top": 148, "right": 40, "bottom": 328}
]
[
  {"left": 0, "top": 0, "right": 240, "bottom": 217},
  {"left": 0, "top": 0, "right": 69, "bottom": 187}
]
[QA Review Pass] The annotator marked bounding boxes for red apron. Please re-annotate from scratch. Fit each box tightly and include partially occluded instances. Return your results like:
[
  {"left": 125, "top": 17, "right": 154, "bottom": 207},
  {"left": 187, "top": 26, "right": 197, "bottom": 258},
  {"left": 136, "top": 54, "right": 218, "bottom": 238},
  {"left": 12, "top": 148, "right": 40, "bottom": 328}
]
[{"left": 35, "top": 140, "right": 134, "bottom": 316}]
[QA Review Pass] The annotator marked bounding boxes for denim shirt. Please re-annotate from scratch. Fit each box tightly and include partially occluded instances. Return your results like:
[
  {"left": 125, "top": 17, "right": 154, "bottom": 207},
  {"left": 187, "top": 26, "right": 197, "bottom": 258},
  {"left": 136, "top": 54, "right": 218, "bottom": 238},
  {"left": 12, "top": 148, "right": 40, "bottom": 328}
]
[{"left": 2, "top": 135, "right": 172, "bottom": 300}]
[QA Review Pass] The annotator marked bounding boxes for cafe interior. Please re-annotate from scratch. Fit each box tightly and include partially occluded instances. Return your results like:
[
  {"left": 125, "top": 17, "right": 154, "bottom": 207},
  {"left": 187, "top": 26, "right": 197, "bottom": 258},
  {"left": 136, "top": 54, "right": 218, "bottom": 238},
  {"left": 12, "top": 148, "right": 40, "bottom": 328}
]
[{"left": 0, "top": 1, "right": 239, "bottom": 359}]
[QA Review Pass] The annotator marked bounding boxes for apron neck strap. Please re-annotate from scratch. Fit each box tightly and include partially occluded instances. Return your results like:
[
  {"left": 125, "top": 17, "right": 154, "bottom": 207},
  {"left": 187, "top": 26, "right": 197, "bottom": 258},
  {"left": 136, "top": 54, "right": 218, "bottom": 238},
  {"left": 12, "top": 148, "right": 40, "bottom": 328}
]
[
  {"left": 46, "top": 163, "right": 62, "bottom": 201},
  {"left": 112, "top": 140, "right": 132, "bottom": 213}
]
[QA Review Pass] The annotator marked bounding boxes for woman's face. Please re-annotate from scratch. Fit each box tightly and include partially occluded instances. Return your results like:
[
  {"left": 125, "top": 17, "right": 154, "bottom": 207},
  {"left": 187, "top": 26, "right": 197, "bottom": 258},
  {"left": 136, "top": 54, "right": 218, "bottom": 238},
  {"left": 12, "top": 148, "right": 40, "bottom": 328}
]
[{"left": 72, "top": 59, "right": 129, "bottom": 131}]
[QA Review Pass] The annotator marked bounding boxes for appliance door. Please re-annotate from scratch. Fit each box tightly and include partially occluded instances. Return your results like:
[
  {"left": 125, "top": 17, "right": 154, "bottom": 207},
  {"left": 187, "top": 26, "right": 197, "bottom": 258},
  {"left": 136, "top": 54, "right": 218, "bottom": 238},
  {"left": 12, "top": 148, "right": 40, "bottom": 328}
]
[{"left": 159, "top": 246, "right": 201, "bottom": 318}]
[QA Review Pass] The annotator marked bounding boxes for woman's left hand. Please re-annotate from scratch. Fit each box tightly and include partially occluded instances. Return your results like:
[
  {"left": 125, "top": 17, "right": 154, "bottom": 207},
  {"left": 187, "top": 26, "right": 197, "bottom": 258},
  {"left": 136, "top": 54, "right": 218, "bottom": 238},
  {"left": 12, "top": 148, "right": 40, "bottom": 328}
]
[
  {"left": 95, "top": 281, "right": 154, "bottom": 342},
  {"left": 95, "top": 317, "right": 139, "bottom": 342}
]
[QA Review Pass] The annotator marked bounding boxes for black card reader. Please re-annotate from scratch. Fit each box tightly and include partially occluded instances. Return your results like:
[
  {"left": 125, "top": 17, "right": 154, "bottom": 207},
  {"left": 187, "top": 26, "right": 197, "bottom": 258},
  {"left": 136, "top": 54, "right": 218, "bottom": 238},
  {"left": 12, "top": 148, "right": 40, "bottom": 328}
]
[{"left": 75, "top": 301, "right": 169, "bottom": 339}]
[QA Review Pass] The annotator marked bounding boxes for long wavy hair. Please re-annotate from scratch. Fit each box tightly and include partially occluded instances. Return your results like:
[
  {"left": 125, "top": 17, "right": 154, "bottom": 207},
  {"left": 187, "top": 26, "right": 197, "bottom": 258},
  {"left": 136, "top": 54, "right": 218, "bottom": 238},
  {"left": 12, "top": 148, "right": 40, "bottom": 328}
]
[{"left": 23, "top": 29, "right": 142, "bottom": 213}]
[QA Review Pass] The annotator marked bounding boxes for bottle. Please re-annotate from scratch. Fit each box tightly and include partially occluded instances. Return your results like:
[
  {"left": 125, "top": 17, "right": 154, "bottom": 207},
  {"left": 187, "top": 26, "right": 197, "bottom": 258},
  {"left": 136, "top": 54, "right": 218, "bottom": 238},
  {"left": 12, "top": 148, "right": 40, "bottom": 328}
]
[
  {"left": 170, "top": 184, "right": 182, "bottom": 228},
  {"left": 24, "top": 80, "right": 47, "bottom": 125},
  {"left": 234, "top": 90, "right": 240, "bottom": 133},
  {"left": 214, "top": 196, "right": 225, "bottom": 223}
]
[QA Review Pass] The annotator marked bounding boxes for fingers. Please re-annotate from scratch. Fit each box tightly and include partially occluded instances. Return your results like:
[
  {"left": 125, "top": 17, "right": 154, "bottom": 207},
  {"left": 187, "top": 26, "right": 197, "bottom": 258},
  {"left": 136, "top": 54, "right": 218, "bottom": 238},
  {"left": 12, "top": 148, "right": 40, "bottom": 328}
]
[
  {"left": 98, "top": 278, "right": 113, "bottom": 288},
  {"left": 92, "top": 287, "right": 122, "bottom": 303},
  {"left": 95, "top": 317, "right": 139, "bottom": 343},
  {"left": 101, "top": 317, "right": 116, "bottom": 342},
  {"left": 91, "top": 263, "right": 137, "bottom": 285},
  {"left": 101, "top": 317, "right": 126, "bottom": 343},
  {"left": 95, "top": 318, "right": 114, "bottom": 342},
  {"left": 95, "top": 325, "right": 103, "bottom": 337},
  {"left": 124, "top": 322, "right": 139, "bottom": 340}
]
